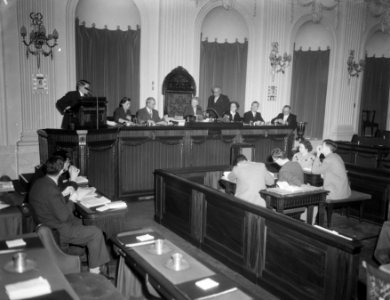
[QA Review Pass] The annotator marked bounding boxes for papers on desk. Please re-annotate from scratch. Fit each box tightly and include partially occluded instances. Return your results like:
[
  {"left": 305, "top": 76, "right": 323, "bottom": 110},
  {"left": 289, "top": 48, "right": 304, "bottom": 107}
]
[
  {"left": 80, "top": 196, "right": 111, "bottom": 208},
  {"left": 118, "top": 232, "right": 162, "bottom": 248},
  {"left": 96, "top": 201, "right": 127, "bottom": 212},
  {"left": 75, "top": 176, "right": 88, "bottom": 185},
  {"left": 0, "top": 181, "right": 14, "bottom": 192},
  {"left": 5, "top": 276, "right": 51, "bottom": 300},
  {"left": 0, "top": 202, "right": 10, "bottom": 210},
  {"left": 269, "top": 183, "right": 322, "bottom": 195},
  {"left": 6, "top": 239, "right": 26, "bottom": 248},
  {"left": 75, "top": 187, "right": 97, "bottom": 201}
]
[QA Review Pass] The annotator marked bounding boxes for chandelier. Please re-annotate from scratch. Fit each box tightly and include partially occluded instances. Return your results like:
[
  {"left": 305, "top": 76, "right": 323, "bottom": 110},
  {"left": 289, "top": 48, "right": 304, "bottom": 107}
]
[
  {"left": 20, "top": 12, "right": 59, "bottom": 69},
  {"left": 347, "top": 50, "right": 365, "bottom": 79},
  {"left": 269, "top": 42, "right": 292, "bottom": 79}
]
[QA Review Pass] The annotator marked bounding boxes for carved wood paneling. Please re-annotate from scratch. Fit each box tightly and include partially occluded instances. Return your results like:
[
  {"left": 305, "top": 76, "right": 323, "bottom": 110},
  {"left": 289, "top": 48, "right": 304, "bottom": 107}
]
[
  {"left": 190, "top": 137, "right": 232, "bottom": 166},
  {"left": 118, "top": 138, "right": 183, "bottom": 197}
]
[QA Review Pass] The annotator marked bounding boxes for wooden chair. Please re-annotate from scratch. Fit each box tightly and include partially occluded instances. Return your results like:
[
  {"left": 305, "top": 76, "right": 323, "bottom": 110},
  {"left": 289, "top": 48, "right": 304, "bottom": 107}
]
[
  {"left": 364, "top": 260, "right": 390, "bottom": 299},
  {"left": 324, "top": 190, "right": 372, "bottom": 228},
  {"left": 36, "top": 225, "right": 125, "bottom": 300},
  {"left": 362, "top": 110, "right": 379, "bottom": 137}
]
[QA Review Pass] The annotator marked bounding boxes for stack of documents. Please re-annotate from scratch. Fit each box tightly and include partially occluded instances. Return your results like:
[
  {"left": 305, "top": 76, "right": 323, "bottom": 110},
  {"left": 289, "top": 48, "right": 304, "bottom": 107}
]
[
  {"left": 75, "top": 187, "right": 97, "bottom": 201},
  {"left": 0, "top": 181, "right": 14, "bottom": 192},
  {"left": 80, "top": 196, "right": 111, "bottom": 208},
  {"left": 5, "top": 277, "right": 51, "bottom": 300}
]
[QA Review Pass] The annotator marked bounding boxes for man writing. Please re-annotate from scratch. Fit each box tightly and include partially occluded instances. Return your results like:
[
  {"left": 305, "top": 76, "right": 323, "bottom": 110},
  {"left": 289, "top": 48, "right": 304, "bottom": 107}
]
[
  {"left": 228, "top": 155, "right": 275, "bottom": 207},
  {"left": 136, "top": 97, "right": 168, "bottom": 126},
  {"left": 271, "top": 105, "right": 297, "bottom": 129},
  {"left": 29, "top": 155, "right": 110, "bottom": 274}
]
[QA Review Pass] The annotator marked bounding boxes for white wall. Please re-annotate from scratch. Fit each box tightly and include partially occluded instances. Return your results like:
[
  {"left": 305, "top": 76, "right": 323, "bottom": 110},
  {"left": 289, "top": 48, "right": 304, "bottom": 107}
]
[
  {"left": 294, "top": 22, "right": 332, "bottom": 50},
  {"left": 366, "top": 31, "right": 390, "bottom": 57},
  {"left": 201, "top": 6, "right": 248, "bottom": 42},
  {"left": 76, "top": 0, "right": 140, "bottom": 30}
]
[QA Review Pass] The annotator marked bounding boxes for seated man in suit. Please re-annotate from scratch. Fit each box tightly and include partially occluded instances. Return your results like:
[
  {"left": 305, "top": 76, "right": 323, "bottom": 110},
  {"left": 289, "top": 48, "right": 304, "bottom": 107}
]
[
  {"left": 56, "top": 80, "right": 91, "bottom": 130},
  {"left": 228, "top": 154, "right": 274, "bottom": 207},
  {"left": 271, "top": 105, "right": 297, "bottom": 129},
  {"left": 312, "top": 139, "right": 351, "bottom": 200},
  {"left": 28, "top": 150, "right": 80, "bottom": 194},
  {"left": 183, "top": 97, "right": 203, "bottom": 119},
  {"left": 243, "top": 101, "right": 265, "bottom": 125},
  {"left": 136, "top": 97, "right": 168, "bottom": 126},
  {"left": 207, "top": 87, "right": 230, "bottom": 118},
  {"left": 29, "top": 155, "right": 110, "bottom": 274},
  {"left": 222, "top": 101, "right": 242, "bottom": 122},
  {"left": 271, "top": 148, "right": 304, "bottom": 186}
]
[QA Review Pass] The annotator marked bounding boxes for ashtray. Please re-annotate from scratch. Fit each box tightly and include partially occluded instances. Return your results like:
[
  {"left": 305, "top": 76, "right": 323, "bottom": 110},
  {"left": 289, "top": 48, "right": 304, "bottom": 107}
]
[
  {"left": 4, "top": 258, "right": 37, "bottom": 273},
  {"left": 147, "top": 242, "right": 171, "bottom": 255},
  {"left": 165, "top": 253, "right": 190, "bottom": 271}
]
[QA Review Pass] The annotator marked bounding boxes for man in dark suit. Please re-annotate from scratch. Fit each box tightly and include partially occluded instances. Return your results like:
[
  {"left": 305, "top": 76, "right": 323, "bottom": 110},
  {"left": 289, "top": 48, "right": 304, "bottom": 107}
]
[
  {"left": 29, "top": 156, "right": 110, "bottom": 274},
  {"left": 56, "top": 80, "right": 91, "bottom": 129},
  {"left": 206, "top": 87, "right": 230, "bottom": 118},
  {"left": 183, "top": 97, "right": 203, "bottom": 118},
  {"left": 136, "top": 97, "right": 167, "bottom": 126},
  {"left": 243, "top": 101, "right": 265, "bottom": 125},
  {"left": 271, "top": 105, "right": 297, "bottom": 129}
]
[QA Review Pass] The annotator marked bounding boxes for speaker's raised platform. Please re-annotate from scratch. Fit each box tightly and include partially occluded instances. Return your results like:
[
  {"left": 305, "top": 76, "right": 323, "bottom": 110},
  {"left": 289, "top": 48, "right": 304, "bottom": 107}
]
[{"left": 38, "top": 124, "right": 294, "bottom": 201}]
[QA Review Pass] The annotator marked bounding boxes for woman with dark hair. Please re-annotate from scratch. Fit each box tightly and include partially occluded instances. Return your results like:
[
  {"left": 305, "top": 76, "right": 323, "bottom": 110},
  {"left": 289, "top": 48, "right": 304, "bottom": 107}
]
[
  {"left": 271, "top": 148, "right": 304, "bottom": 186},
  {"left": 223, "top": 101, "right": 242, "bottom": 122},
  {"left": 113, "top": 97, "right": 133, "bottom": 125},
  {"left": 312, "top": 139, "right": 351, "bottom": 200},
  {"left": 292, "top": 139, "right": 315, "bottom": 170}
]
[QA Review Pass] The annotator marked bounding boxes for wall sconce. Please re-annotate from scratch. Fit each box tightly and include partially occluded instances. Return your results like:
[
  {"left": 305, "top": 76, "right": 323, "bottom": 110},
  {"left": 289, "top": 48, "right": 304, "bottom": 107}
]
[
  {"left": 270, "top": 42, "right": 292, "bottom": 80},
  {"left": 20, "top": 12, "right": 59, "bottom": 69},
  {"left": 347, "top": 50, "right": 364, "bottom": 80}
]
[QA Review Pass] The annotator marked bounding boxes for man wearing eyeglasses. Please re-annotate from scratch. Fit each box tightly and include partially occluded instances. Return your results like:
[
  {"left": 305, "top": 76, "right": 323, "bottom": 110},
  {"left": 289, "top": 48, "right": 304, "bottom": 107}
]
[
  {"left": 56, "top": 79, "right": 91, "bottom": 130},
  {"left": 206, "top": 87, "right": 230, "bottom": 119}
]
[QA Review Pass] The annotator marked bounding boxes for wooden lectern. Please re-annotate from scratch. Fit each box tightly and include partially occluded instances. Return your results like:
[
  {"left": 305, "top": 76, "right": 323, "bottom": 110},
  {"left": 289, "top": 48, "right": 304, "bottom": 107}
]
[{"left": 76, "top": 97, "right": 107, "bottom": 129}]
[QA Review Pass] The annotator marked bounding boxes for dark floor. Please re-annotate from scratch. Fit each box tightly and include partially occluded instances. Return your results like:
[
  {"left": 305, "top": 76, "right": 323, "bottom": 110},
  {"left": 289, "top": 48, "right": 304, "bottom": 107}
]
[{"left": 104, "top": 201, "right": 380, "bottom": 299}]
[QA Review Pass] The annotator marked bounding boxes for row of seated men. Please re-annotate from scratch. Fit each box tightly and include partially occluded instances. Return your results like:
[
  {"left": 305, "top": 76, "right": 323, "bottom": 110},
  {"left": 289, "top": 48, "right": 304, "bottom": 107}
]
[{"left": 56, "top": 80, "right": 297, "bottom": 129}]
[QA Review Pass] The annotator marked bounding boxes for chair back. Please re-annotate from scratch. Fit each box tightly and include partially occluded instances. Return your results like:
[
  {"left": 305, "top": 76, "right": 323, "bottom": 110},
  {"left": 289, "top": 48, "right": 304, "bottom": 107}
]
[
  {"left": 365, "top": 261, "right": 390, "bottom": 299},
  {"left": 36, "top": 225, "right": 81, "bottom": 274}
]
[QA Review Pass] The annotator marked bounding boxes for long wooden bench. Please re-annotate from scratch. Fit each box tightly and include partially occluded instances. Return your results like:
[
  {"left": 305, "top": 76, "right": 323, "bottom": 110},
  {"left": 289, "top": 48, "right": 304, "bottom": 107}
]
[
  {"left": 325, "top": 190, "right": 372, "bottom": 227},
  {"left": 154, "top": 166, "right": 362, "bottom": 300}
]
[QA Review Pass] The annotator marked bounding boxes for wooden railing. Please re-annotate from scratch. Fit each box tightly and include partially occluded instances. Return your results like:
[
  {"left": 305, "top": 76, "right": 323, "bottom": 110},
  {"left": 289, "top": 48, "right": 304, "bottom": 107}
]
[{"left": 154, "top": 166, "right": 362, "bottom": 300}]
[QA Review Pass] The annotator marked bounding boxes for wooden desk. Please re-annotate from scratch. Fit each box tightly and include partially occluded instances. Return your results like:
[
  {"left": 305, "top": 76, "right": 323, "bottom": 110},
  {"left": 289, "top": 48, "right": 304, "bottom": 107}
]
[
  {"left": 75, "top": 202, "right": 128, "bottom": 239},
  {"left": 38, "top": 125, "right": 295, "bottom": 200},
  {"left": 0, "top": 234, "right": 79, "bottom": 299},
  {"left": 155, "top": 167, "right": 361, "bottom": 300},
  {"left": 113, "top": 228, "right": 254, "bottom": 300},
  {"left": 260, "top": 188, "right": 328, "bottom": 225}
]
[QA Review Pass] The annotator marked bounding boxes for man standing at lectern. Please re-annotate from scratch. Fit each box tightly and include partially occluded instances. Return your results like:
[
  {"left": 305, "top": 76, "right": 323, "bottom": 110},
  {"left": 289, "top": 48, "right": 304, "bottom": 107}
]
[
  {"left": 56, "top": 80, "right": 91, "bottom": 129},
  {"left": 207, "top": 87, "right": 230, "bottom": 118}
]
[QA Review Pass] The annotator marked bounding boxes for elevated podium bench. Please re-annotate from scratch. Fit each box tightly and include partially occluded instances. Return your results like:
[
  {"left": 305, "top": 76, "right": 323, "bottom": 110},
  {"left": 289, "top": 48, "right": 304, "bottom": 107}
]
[{"left": 325, "top": 190, "right": 372, "bottom": 227}]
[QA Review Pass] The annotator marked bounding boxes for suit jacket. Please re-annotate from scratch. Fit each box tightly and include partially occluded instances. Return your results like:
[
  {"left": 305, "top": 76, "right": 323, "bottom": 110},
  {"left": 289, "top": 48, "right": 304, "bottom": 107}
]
[
  {"left": 228, "top": 161, "right": 274, "bottom": 207},
  {"left": 243, "top": 111, "right": 265, "bottom": 124},
  {"left": 312, "top": 153, "right": 351, "bottom": 200},
  {"left": 136, "top": 107, "right": 162, "bottom": 124},
  {"left": 56, "top": 91, "right": 82, "bottom": 129},
  {"left": 223, "top": 111, "right": 242, "bottom": 122},
  {"left": 113, "top": 107, "right": 131, "bottom": 123},
  {"left": 271, "top": 113, "right": 297, "bottom": 129},
  {"left": 183, "top": 105, "right": 202, "bottom": 117},
  {"left": 29, "top": 176, "right": 77, "bottom": 236},
  {"left": 207, "top": 94, "right": 230, "bottom": 118},
  {"left": 278, "top": 161, "right": 304, "bottom": 186}
]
